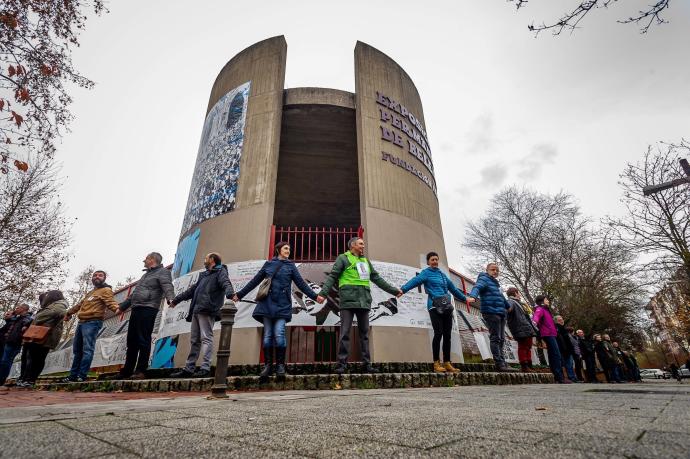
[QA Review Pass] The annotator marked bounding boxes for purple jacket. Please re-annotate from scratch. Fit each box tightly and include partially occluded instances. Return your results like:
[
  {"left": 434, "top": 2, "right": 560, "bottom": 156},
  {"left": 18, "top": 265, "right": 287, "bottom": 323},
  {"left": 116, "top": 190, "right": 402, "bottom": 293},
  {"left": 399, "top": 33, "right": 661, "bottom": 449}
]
[{"left": 532, "top": 305, "right": 557, "bottom": 337}]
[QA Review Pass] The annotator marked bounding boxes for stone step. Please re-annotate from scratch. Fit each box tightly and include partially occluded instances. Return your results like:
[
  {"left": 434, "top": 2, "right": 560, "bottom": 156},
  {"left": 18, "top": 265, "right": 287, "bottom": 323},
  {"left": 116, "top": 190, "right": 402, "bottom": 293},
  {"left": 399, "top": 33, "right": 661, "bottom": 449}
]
[
  {"left": 35, "top": 371, "right": 554, "bottom": 393},
  {"left": 144, "top": 362, "right": 550, "bottom": 379}
]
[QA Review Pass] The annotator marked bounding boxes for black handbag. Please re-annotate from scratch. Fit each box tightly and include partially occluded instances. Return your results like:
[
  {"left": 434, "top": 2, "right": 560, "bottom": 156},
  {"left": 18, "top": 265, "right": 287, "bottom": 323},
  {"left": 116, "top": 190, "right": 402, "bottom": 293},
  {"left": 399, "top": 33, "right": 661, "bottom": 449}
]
[{"left": 432, "top": 294, "right": 454, "bottom": 314}]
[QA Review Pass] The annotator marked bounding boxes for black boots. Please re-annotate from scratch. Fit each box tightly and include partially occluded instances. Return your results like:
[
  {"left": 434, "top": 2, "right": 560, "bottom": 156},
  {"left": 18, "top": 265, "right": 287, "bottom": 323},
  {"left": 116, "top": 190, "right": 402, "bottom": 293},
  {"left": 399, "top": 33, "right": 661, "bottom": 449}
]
[
  {"left": 260, "top": 347, "right": 287, "bottom": 381},
  {"left": 260, "top": 347, "right": 274, "bottom": 381},
  {"left": 275, "top": 347, "right": 287, "bottom": 378}
]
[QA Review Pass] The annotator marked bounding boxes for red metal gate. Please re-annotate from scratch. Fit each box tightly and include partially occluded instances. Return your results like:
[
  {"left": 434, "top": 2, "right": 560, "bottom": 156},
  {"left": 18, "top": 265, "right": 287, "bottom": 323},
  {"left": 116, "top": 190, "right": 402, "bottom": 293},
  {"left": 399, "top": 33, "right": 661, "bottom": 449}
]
[{"left": 268, "top": 225, "right": 364, "bottom": 261}]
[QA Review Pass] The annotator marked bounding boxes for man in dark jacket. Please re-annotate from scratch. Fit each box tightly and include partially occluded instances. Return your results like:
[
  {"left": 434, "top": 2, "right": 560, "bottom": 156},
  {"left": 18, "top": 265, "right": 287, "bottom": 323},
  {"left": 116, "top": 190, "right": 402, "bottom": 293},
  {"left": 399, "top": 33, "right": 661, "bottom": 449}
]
[
  {"left": 576, "top": 329, "right": 598, "bottom": 383},
  {"left": 469, "top": 263, "right": 513, "bottom": 372},
  {"left": 169, "top": 253, "right": 234, "bottom": 378},
  {"left": 115, "top": 252, "right": 175, "bottom": 380},
  {"left": 555, "top": 316, "right": 579, "bottom": 382},
  {"left": 316, "top": 237, "right": 401, "bottom": 374},
  {"left": 0, "top": 304, "right": 32, "bottom": 385}
]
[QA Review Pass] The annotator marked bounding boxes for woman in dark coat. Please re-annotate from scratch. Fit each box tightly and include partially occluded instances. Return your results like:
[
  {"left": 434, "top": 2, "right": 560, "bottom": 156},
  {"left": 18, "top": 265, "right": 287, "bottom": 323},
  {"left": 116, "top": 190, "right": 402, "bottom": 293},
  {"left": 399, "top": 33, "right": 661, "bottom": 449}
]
[
  {"left": 505, "top": 287, "right": 536, "bottom": 373},
  {"left": 234, "top": 242, "right": 319, "bottom": 379},
  {"left": 19, "top": 290, "right": 67, "bottom": 388}
]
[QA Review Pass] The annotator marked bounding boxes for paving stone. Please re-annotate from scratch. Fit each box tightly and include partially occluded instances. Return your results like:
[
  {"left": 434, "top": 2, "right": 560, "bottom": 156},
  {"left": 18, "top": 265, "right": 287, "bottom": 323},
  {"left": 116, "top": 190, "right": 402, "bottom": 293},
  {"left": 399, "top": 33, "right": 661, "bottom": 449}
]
[
  {"left": 90, "top": 425, "right": 182, "bottom": 442},
  {"left": 432, "top": 437, "right": 625, "bottom": 459},
  {"left": 157, "top": 414, "right": 284, "bottom": 437},
  {"left": 317, "top": 440, "right": 430, "bottom": 458},
  {"left": 0, "top": 422, "right": 120, "bottom": 458},
  {"left": 122, "top": 431, "right": 285, "bottom": 458},
  {"left": 58, "top": 415, "right": 152, "bottom": 433}
]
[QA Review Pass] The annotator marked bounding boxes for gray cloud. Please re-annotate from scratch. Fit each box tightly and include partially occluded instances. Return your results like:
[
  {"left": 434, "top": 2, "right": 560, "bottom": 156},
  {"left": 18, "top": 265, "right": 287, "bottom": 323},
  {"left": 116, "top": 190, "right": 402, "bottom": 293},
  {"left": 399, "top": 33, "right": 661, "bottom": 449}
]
[
  {"left": 465, "top": 113, "right": 494, "bottom": 155},
  {"left": 479, "top": 163, "right": 508, "bottom": 187},
  {"left": 517, "top": 143, "right": 559, "bottom": 181}
]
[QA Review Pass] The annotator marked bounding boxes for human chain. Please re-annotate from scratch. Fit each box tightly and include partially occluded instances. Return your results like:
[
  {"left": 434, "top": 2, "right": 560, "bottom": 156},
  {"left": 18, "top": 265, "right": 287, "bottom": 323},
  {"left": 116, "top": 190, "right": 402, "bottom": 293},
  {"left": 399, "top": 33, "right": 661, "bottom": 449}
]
[{"left": 0, "top": 242, "right": 665, "bottom": 388}]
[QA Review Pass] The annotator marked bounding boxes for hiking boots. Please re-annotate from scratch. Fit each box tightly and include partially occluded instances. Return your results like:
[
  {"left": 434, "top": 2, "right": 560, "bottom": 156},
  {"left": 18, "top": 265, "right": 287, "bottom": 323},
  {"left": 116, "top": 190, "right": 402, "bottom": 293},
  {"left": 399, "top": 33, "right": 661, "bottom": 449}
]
[
  {"left": 433, "top": 361, "right": 446, "bottom": 373},
  {"left": 443, "top": 362, "right": 460, "bottom": 374}
]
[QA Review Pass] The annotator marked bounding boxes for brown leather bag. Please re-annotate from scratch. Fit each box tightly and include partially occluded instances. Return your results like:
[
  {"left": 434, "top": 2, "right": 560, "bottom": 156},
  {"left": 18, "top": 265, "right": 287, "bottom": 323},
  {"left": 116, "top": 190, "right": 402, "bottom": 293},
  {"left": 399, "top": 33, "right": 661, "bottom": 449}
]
[{"left": 22, "top": 325, "right": 51, "bottom": 344}]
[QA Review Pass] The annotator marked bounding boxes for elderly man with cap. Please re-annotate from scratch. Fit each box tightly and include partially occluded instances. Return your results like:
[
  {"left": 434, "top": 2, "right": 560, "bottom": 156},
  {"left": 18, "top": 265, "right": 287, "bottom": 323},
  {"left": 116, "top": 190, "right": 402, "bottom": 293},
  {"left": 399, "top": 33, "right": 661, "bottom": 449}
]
[{"left": 316, "top": 237, "right": 401, "bottom": 375}]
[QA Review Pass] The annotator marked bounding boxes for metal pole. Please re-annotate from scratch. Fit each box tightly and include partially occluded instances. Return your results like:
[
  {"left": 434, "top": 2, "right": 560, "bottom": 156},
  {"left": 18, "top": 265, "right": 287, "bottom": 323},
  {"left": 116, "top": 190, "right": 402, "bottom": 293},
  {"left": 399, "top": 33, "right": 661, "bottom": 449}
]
[{"left": 209, "top": 299, "right": 237, "bottom": 399}]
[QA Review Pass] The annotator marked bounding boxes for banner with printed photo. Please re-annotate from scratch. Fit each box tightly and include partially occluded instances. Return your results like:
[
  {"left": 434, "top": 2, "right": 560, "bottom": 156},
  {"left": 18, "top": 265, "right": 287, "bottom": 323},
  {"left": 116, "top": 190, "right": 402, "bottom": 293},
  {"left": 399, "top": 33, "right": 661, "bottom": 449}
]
[
  {"left": 180, "top": 81, "right": 251, "bottom": 235},
  {"left": 156, "top": 259, "right": 462, "bottom": 339}
]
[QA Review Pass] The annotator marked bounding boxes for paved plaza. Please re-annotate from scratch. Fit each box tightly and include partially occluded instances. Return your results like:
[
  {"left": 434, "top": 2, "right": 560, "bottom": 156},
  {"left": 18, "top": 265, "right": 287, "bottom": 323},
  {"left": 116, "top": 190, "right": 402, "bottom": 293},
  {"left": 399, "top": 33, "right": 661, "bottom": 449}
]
[{"left": 0, "top": 380, "right": 688, "bottom": 458}]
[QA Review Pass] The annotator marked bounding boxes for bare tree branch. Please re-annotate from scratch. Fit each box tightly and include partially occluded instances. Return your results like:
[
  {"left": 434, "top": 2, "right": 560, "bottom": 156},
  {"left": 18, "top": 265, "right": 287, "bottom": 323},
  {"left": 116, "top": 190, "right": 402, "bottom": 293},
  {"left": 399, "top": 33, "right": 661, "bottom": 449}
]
[{"left": 507, "top": 0, "right": 672, "bottom": 35}]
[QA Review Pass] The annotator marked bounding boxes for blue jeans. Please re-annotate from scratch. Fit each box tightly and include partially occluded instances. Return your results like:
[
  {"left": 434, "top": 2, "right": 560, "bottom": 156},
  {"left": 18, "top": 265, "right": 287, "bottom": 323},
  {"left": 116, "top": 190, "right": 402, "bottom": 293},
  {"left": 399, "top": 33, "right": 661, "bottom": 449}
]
[
  {"left": 70, "top": 320, "right": 102, "bottom": 379},
  {"left": 564, "top": 354, "right": 578, "bottom": 381},
  {"left": 542, "top": 336, "right": 564, "bottom": 382},
  {"left": 0, "top": 343, "right": 22, "bottom": 385},
  {"left": 482, "top": 313, "right": 506, "bottom": 366},
  {"left": 262, "top": 317, "right": 287, "bottom": 348}
]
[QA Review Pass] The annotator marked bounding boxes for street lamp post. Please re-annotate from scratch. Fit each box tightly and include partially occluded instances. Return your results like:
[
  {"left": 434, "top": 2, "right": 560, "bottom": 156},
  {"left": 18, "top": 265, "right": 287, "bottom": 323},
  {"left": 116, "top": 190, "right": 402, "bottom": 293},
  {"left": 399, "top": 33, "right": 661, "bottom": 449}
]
[
  {"left": 209, "top": 299, "right": 237, "bottom": 399},
  {"left": 643, "top": 158, "right": 690, "bottom": 196}
]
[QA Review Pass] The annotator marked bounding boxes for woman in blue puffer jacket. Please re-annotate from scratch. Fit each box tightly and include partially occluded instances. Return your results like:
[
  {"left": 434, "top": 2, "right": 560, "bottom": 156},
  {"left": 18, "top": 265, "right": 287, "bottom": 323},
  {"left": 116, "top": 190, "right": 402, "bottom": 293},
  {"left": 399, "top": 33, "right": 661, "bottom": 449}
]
[
  {"left": 401, "top": 252, "right": 474, "bottom": 374},
  {"left": 234, "top": 242, "right": 319, "bottom": 380}
]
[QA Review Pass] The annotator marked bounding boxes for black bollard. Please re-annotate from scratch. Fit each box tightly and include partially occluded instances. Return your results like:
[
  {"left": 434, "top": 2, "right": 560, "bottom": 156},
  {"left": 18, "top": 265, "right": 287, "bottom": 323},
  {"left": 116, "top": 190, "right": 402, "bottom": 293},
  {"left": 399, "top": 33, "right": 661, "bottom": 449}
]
[{"left": 209, "top": 299, "right": 237, "bottom": 399}]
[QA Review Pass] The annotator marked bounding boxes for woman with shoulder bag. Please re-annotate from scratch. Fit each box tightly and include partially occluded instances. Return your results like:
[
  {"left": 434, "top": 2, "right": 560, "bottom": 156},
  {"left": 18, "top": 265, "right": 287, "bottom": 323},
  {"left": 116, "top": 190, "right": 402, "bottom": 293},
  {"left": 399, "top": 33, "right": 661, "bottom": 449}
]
[
  {"left": 233, "top": 242, "right": 320, "bottom": 380},
  {"left": 400, "top": 252, "right": 475, "bottom": 374},
  {"left": 505, "top": 287, "right": 537, "bottom": 373},
  {"left": 19, "top": 290, "right": 68, "bottom": 388}
]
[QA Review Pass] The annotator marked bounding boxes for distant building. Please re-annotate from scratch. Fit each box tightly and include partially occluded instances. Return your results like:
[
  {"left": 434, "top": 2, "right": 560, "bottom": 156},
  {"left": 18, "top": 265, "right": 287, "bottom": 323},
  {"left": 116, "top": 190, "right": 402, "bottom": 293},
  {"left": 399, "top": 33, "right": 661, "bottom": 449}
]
[{"left": 645, "top": 270, "right": 690, "bottom": 365}]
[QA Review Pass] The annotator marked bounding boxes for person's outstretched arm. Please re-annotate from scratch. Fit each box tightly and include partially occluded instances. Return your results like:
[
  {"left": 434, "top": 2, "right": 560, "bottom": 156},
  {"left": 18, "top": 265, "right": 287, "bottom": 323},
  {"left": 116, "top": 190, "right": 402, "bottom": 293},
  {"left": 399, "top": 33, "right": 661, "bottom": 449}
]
[
  {"left": 291, "top": 265, "right": 318, "bottom": 301},
  {"left": 400, "top": 271, "right": 427, "bottom": 294},
  {"left": 369, "top": 261, "right": 401, "bottom": 296},
  {"left": 235, "top": 263, "right": 268, "bottom": 299}
]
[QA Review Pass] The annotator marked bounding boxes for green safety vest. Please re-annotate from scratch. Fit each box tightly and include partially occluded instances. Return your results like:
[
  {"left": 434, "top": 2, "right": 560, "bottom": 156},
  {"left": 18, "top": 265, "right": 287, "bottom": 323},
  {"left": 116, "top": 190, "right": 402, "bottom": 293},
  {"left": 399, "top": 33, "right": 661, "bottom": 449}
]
[{"left": 338, "top": 252, "right": 371, "bottom": 288}]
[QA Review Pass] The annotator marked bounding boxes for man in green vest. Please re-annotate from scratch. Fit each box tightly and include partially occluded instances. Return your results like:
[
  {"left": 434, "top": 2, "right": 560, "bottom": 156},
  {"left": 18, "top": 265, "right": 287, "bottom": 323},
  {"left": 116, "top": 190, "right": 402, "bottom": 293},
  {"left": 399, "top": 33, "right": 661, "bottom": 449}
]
[{"left": 317, "top": 237, "right": 402, "bottom": 374}]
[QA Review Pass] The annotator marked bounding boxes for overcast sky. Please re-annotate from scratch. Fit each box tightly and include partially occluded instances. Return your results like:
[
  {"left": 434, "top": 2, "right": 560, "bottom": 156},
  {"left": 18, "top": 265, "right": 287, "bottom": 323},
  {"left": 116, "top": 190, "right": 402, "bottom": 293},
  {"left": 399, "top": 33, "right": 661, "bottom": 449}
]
[{"left": 57, "top": 0, "right": 690, "bottom": 285}]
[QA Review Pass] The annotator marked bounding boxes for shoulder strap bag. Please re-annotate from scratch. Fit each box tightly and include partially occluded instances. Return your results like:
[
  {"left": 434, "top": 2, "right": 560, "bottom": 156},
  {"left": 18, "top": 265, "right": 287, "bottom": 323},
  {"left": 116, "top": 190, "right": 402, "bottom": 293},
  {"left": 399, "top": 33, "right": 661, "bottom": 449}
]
[
  {"left": 22, "top": 324, "right": 51, "bottom": 344},
  {"left": 255, "top": 263, "right": 285, "bottom": 302}
]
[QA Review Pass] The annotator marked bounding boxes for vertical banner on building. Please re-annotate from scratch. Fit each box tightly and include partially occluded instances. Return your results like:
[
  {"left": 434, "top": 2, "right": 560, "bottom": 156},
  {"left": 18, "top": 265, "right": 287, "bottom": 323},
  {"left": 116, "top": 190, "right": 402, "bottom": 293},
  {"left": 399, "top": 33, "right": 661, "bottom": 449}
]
[{"left": 179, "top": 81, "right": 251, "bottom": 236}]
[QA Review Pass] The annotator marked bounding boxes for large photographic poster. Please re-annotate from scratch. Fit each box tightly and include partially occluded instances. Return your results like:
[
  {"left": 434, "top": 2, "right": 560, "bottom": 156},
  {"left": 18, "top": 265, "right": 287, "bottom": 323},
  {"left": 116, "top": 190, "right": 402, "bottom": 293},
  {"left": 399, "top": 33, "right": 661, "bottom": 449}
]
[
  {"left": 157, "top": 260, "right": 459, "bottom": 339},
  {"left": 180, "top": 81, "right": 251, "bottom": 235}
]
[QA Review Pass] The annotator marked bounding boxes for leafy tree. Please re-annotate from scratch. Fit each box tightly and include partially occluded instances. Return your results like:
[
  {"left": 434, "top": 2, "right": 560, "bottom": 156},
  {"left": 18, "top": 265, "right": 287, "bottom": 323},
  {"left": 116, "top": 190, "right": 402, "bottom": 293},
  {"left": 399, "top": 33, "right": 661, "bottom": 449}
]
[{"left": 0, "top": 0, "right": 105, "bottom": 161}]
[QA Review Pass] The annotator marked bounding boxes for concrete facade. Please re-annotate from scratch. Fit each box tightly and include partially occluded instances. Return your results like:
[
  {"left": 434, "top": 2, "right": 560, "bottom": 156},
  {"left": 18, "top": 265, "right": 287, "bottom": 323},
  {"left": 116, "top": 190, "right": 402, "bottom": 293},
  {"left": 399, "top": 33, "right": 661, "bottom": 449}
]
[
  {"left": 175, "top": 37, "right": 452, "bottom": 365},
  {"left": 183, "top": 35, "right": 287, "bottom": 270}
]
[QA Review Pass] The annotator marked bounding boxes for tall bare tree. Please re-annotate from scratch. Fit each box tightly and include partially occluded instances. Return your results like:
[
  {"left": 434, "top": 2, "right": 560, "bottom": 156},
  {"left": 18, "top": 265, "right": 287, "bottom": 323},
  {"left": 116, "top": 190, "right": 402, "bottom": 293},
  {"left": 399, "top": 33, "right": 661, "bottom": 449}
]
[
  {"left": 609, "top": 141, "right": 690, "bottom": 284},
  {"left": 464, "top": 187, "right": 580, "bottom": 304},
  {"left": 508, "top": 0, "right": 671, "bottom": 35},
  {"left": 0, "top": 154, "right": 71, "bottom": 311},
  {"left": 465, "top": 187, "right": 646, "bottom": 345}
]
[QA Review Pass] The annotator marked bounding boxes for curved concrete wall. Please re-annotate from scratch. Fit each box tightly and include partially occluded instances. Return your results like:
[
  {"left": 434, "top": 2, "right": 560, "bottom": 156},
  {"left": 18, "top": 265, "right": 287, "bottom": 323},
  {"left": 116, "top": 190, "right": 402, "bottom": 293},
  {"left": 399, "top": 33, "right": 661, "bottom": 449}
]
[
  {"left": 354, "top": 41, "right": 446, "bottom": 268},
  {"left": 180, "top": 36, "right": 287, "bottom": 271}
]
